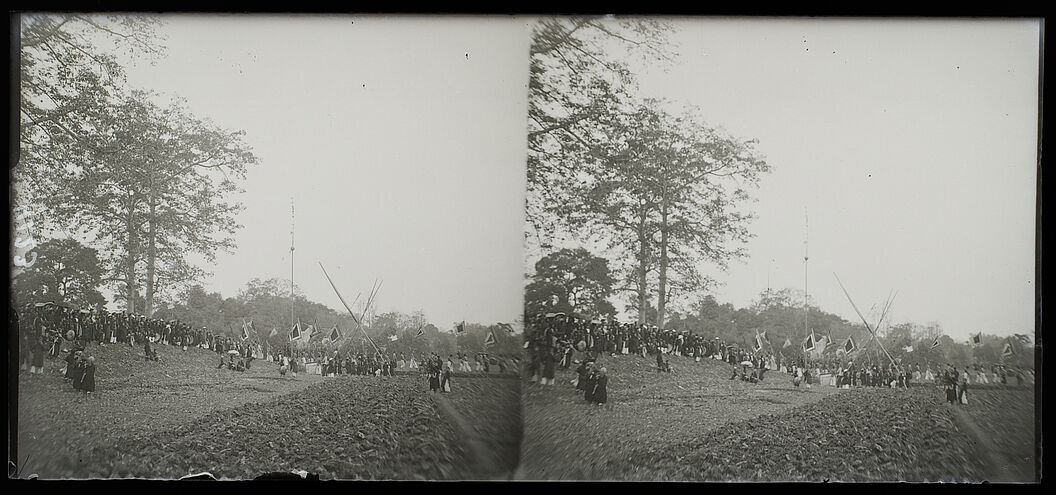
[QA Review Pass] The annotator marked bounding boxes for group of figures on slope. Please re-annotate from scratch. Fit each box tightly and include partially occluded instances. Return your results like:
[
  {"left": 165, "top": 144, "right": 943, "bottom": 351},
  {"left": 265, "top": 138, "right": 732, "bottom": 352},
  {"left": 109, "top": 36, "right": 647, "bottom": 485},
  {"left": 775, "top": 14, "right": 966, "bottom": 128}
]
[{"left": 426, "top": 353, "right": 453, "bottom": 393}]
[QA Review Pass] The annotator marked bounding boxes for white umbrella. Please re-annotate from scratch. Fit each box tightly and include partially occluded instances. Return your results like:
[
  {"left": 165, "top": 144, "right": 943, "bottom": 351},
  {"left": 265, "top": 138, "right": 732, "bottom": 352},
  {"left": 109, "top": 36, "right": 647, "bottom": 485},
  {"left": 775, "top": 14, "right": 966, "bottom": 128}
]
[
  {"left": 228, "top": 350, "right": 241, "bottom": 355},
  {"left": 740, "top": 361, "right": 754, "bottom": 367}
]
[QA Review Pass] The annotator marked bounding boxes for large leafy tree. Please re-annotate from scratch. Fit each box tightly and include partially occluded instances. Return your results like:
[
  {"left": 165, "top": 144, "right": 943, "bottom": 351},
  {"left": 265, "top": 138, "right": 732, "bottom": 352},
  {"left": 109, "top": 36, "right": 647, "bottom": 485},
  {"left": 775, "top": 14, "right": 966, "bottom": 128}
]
[
  {"left": 17, "top": 15, "right": 257, "bottom": 316},
  {"left": 525, "top": 247, "right": 616, "bottom": 318},
  {"left": 11, "top": 238, "right": 106, "bottom": 310},
  {"left": 527, "top": 17, "right": 673, "bottom": 248},
  {"left": 561, "top": 101, "right": 768, "bottom": 327},
  {"left": 528, "top": 20, "right": 769, "bottom": 328}
]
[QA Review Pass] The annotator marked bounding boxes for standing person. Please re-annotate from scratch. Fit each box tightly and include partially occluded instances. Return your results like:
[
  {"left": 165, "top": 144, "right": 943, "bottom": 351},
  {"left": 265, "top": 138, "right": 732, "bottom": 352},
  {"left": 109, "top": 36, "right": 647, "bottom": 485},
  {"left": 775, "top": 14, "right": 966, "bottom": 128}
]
[
  {"left": 958, "top": 367, "right": 970, "bottom": 405},
  {"left": 575, "top": 359, "right": 592, "bottom": 391},
  {"left": 583, "top": 365, "right": 598, "bottom": 404},
  {"left": 591, "top": 367, "right": 609, "bottom": 406},
  {"left": 70, "top": 352, "right": 87, "bottom": 391},
  {"left": 943, "top": 366, "right": 958, "bottom": 404},
  {"left": 442, "top": 355, "right": 454, "bottom": 392},
  {"left": 64, "top": 349, "right": 82, "bottom": 381},
  {"left": 79, "top": 356, "right": 97, "bottom": 399},
  {"left": 428, "top": 354, "right": 441, "bottom": 393}
]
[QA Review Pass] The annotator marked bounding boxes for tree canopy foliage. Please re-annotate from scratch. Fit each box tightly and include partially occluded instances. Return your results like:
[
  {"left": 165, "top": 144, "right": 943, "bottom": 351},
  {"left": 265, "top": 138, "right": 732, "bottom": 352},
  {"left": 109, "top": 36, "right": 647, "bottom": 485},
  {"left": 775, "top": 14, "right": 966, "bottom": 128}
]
[
  {"left": 16, "top": 14, "right": 257, "bottom": 316},
  {"left": 525, "top": 247, "right": 616, "bottom": 318},
  {"left": 527, "top": 18, "right": 768, "bottom": 327},
  {"left": 11, "top": 238, "right": 107, "bottom": 310},
  {"left": 157, "top": 278, "right": 517, "bottom": 358}
]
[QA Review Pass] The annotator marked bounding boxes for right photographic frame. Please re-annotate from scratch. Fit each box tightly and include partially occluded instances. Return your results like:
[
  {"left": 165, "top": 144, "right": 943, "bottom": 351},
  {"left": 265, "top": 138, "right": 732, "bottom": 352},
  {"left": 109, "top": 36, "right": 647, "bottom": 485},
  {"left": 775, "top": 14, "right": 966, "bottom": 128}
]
[{"left": 519, "top": 16, "right": 1040, "bottom": 482}]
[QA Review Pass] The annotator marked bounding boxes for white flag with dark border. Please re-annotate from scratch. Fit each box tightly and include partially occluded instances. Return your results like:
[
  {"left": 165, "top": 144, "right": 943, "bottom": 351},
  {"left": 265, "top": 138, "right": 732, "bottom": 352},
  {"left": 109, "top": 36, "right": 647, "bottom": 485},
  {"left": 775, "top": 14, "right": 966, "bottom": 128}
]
[{"left": 484, "top": 331, "right": 497, "bottom": 348}]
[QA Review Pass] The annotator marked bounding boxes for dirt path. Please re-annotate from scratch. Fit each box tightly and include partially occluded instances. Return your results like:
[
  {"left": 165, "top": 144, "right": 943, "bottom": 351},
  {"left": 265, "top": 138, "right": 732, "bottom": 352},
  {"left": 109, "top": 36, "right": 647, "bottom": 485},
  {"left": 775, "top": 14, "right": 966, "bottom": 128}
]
[
  {"left": 431, "top": 393, "right": 509, "bottom": 480},
  {"left": 948, "top": 406, "right": 1023, "bottom": 482}
]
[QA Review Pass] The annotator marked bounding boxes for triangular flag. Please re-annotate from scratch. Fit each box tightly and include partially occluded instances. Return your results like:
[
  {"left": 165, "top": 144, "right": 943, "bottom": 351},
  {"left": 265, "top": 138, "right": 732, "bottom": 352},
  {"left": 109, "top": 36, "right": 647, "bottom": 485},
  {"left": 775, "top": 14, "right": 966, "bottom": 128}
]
[
  {"left": 803, "top": 333, "right": 816, "bottom": 352},
  {"left": 930, "top": 336, "right": 941, "bottom": 349},
  {"left": 415, "top": 326, "right": 425, "bottom": 338},
  {"left": 484, "top": 331, "right": 497, "bottom": 348},
  {"left": 289, "top": 322, "right": 301, "bottom": 341},
  {"left": 783, "top": 337, "right": 792, "bottom": 349},
  {"left": 270, "top": 327, "right": 279, "bottom": 338},
  {"left": 1002, "top": 341, "right": 1015, "bottom": 358},
  {"left": 813, "top": 331, "right": 827, "bottom": 356}
]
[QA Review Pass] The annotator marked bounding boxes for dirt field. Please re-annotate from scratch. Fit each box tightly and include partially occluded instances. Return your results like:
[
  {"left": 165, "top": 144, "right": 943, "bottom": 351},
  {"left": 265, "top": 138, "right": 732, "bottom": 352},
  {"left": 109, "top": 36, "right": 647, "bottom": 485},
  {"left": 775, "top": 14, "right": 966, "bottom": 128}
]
[
  {"left": 520, "top": 352, "right": 1037, "bottom": 481},
  {"left": 14, "top": 343, "right": 520, "bottom": 480},
  {"left": 520, "top": 352, "right": 837, "bottom": 479}
]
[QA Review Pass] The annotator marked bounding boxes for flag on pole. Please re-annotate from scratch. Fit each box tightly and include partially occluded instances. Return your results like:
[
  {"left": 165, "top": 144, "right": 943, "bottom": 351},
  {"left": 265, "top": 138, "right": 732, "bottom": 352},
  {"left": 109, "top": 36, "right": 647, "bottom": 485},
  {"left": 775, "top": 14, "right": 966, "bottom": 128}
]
[
  {"left": 327, "top": 325, "right": 341, "bottom": 344},
  {"left": 304, "top": 324, "right": 317, "bottom": 342},
  {"left": 930, "top": 336, "right": 941, "bottom": 350},
  {"left": 484, "top": 331, "right": 497, "bottom": 348},
  {"left": 456, "top": 321, "right": 466, "bottom": 334},
  {"left": 1002, "top": 338, "right": 1016, "bottom": 358},
  {"left": 497, "top": 322, "right": 514, "bottom": 334},
  {"left": 972, "top": 333, "right": 982, "bottom": 346},
  {"left": 754, "top": 330, "right": 765, "bottom": 352},
  {"left": 803, "top": 332, "right": 816, "bottom": 352},
  {"left": 241, "top": 320, "right": 251, "bottom": 341},
  {"left": 783, "top": 336, "right": 792, "bottom": 349},
  {"left": 289, "top": 321, "right": 302, "bottom": 341},
  {"left": 415, "top": 325, "right": 425, "bottom": 339},
  {"left": 814, "top": 331, "right": 828, "bottom": 356},
  {"left": 844, "top": 335, "right": 857, "bottom": 353}
]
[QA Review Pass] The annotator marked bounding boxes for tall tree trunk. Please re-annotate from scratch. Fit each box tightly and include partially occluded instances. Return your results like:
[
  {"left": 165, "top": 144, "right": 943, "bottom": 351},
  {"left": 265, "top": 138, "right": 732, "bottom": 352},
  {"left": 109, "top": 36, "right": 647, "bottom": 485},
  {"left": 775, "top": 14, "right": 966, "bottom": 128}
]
[
  {"left": 144, "top": 198, "right": 157, "bottom": 317},
  {"left": 125, "top": 197, "right": 137, "bottom": 314},
  {"left": 657, "top": 201, "right": 669, "bottom": 330},
  {"left": 636, "top": 210, "right": 650, "bottom": 324}
]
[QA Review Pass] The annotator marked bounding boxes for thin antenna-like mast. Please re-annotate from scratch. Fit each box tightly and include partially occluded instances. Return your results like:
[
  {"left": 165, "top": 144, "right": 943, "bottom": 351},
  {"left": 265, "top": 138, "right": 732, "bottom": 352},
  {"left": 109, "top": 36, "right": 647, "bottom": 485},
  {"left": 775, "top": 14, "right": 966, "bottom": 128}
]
[
  {"left": 804, "top": 209, "right": 809, "bottom": 340},
  {"left": 290, "top": 199, "right": 295, "bottom": 326}
]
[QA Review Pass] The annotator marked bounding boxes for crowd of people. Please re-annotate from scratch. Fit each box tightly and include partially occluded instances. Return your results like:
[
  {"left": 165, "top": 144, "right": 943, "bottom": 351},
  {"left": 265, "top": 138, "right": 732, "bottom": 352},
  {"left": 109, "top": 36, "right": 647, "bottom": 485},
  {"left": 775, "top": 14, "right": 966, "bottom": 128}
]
[
  {"left": 18, "top": 302, "right": 257, "bottom": 372},
  {"left": 61, "top": 348, "right": 96, "bottom": 397},
  {"left": 523, "top": 313, "right": 1034, "bottom": 405},
  {"left": 270, "top": 347, "right": 516, "bottom": 379},
  {"left": 523, "top": 313, "right": 777, "bottom": 388},
  {"left": 18, "top": 301, "right": 518, "bottom": 394}
]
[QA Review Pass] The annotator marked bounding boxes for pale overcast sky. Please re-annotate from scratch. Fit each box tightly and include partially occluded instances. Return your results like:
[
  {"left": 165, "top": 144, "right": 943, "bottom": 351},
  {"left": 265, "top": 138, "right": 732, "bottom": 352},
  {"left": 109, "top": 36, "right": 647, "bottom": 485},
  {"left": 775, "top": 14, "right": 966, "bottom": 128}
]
[
  {"left": 524, "top": 18, "right": 1038, "bottom": 342},
  {"left": 634, "top": 18, "right": 1038, "bottom": 341},
  {"left": 120, "top": 15, "right": 530, "bottom": 330},
  {"left": 90, "top": 15, "right": 1039, "bottom": 340}
]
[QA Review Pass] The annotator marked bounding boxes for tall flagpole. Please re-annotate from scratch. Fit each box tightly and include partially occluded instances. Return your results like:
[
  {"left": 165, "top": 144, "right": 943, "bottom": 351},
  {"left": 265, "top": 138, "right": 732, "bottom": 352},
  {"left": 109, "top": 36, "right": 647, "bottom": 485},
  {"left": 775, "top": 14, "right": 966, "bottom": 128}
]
[
  {"left": 290, "top": 199, "right": 295, "bottom": 327},
  {"left": 804, "top": 208, "right": 809, "bottom": 353}
]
